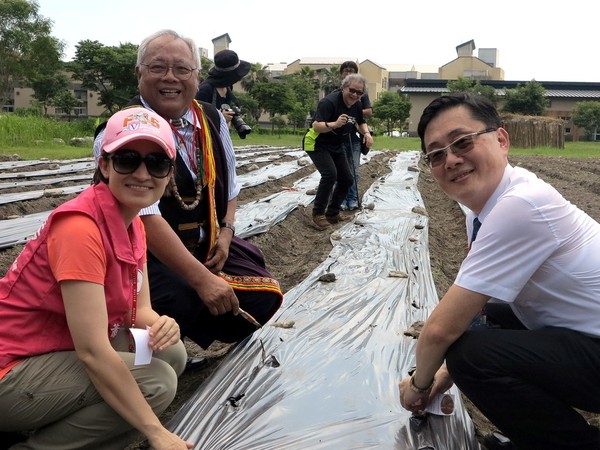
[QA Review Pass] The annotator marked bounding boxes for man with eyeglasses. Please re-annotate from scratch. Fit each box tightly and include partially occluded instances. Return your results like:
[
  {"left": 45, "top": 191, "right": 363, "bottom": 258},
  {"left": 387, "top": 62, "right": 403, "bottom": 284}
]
[
  {"left": 398, "top": 93, "right": 600, "bottom": 449},
  {"left": 305, "top": 73, "right": 373, "bottom": 229},
  {"left": 93, "top": 30, "right": 282, "bottom": 372}
]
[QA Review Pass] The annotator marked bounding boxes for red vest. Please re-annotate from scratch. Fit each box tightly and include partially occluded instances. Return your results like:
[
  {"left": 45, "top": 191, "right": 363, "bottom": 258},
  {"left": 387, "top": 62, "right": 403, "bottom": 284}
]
[{"left": 0, "top": 183, "right": 146, "bottom": 368}]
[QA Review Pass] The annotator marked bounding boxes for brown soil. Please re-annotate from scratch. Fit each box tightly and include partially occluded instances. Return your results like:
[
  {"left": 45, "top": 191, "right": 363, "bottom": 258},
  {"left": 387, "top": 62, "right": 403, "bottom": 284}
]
[{"left": 2, "top": 150, "right": 600, "bottom": 447}]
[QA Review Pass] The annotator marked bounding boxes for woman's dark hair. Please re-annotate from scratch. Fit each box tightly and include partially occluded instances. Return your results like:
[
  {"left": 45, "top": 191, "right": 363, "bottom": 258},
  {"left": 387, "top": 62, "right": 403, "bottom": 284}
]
[
  {"left": 417, "top": 93, "right": 501, "bottom": 152},
  {"left": 92, "top": 154, "right": 109, "bottom": 185}
]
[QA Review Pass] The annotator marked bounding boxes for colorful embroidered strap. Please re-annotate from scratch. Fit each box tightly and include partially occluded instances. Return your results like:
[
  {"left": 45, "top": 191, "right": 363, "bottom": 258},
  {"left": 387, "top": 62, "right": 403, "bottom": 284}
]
[{"left": 192, "top": 100, "right": 219, "bottom": 250}]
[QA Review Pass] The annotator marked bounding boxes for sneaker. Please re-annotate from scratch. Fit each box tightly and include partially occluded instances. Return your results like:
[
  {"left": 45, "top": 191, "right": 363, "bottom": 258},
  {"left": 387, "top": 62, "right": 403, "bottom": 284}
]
[
  {"left": 312, "top": 215, "right": 331, "bottom": 229},
  {"left": 340, "top": 202, "right": 349, "bottom": 211},
  {"left": 347, "top": 201, "right": 359, "bottom": 210},
  {"left": 326, "top": 213, "right": 352, "bottom": 224}
]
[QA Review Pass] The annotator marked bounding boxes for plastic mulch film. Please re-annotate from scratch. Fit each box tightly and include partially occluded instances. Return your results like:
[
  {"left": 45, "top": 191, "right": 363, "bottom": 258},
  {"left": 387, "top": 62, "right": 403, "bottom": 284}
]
[{"left": 167, "top": 151, "right": 481, "bottom": 450}]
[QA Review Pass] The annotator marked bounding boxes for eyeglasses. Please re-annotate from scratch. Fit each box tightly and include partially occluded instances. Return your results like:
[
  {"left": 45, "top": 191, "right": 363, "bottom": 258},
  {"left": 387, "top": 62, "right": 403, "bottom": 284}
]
[
  {"left": 424, "top": 128, "right": 497, "bottom": 168},
  {"left": 106, "top": 150, "right": 174, "bottom": 178},
  {"left": 347, "top": 87, "right": 364, "bottom": 96},
  {"left": 140, "top": 63, "right": 197, "bottom": 80}
]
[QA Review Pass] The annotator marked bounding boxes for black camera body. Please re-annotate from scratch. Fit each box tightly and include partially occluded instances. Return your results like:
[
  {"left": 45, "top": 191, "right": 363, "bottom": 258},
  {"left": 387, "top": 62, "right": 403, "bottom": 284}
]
[
  {"left": 221, "top": 104, "right": 252, "bottom": 139},
  {"left": 346, "top": 116, "right": 356, "bottom": 125}
]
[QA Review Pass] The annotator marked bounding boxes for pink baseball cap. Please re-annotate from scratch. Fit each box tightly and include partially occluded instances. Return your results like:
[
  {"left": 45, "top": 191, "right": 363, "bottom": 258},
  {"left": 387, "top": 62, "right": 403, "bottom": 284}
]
[{"left": 101, "top": 107, "right": 176, "bottom": 159}]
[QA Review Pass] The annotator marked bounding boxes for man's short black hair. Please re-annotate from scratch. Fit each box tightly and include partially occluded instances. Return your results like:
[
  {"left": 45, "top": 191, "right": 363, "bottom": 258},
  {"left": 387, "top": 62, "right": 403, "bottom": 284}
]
[
  {"left": 340, "top": 61, "right": 359, "bottom": 74},
  {"left": 418, "top": 93, "right": 502, "bottom": 152}
]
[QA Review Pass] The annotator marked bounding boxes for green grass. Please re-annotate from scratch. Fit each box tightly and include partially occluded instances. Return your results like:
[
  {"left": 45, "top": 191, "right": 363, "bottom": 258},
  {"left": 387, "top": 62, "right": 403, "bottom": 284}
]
[{"left": 2, "top": 114, "right": 600, "bottom": 160}]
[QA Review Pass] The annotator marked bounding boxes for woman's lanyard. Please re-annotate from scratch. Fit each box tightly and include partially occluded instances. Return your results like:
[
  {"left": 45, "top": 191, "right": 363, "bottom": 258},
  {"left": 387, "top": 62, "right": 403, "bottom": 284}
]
[{"left": 129, "top": 268, "right": 138, "bottom": 352}]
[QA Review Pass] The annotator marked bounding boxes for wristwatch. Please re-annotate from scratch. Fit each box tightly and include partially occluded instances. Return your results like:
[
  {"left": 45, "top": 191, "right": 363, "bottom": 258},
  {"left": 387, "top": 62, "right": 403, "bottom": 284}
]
[{"left": 221, "top": 222, "right": 236, "bottom": 235}]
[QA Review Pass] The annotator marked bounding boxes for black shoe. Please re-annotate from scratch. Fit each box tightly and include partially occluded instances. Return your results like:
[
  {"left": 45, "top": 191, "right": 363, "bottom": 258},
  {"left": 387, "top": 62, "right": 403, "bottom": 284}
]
[
  {"left": 483, "top": 432, "right": 516, "bottom": 450},
  {"left": 185, "top": 356, "right": 209, "bottom": 372}
]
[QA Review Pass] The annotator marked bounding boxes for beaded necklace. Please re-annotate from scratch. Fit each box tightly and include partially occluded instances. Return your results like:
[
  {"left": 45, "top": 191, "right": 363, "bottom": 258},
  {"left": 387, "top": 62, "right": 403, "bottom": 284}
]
[{"left": 169, "top": 110, "right": 204, "bottom": 211}]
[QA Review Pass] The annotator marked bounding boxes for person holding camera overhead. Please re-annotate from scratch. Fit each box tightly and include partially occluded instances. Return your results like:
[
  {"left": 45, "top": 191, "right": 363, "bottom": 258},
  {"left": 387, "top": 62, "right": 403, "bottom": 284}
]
[
  {"left": 337, "top": 61, "right": 373, "bottom": 212},
  {"left": 196, "top": 49, "right": 252, "bottom": 138},
  {"left": 93, "top": 30, "right": 282, "bottom": 373},
  {"left": 305, "top": 73, "right": 373, "bottom": 229}
]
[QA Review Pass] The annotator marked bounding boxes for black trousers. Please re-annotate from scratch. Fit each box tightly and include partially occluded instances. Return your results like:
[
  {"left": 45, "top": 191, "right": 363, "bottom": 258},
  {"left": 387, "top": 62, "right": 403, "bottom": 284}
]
[
  {"left": 447, "top": 304, "right": 600, "bottom": 449},
  {"left": 148, "top": 257, "right": 281, "bottom": 349},
  {"left": 306, "top": 147, "right": 353, "bottom": 217}
]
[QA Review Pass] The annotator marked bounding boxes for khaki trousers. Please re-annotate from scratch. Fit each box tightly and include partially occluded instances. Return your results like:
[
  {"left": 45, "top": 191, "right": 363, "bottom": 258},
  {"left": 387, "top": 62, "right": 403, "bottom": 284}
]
[{"left": 0, "top": 329, "right": 186, "bottom": 449}]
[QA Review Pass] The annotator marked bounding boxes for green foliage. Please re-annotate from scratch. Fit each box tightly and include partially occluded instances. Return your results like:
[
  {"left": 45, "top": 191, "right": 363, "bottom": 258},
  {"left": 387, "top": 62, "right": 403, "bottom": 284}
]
[
  {"left": 0, "top": 114, "right": 95, "bottom": 148},
  {"left": 230, "top": 92, "right": 259, "bottom": 126},
  {"left": 372, "top": 91, "right": 411, "bottom": 133},
  {"left": 446, "top": 77, "right": 498, "bottom": 104},
  {"left": 4, "top": 114, "right": 600, "bottom": 161},
  {"left": 30, "top": 73, "right": 69, "bottom": 115},
  {"left": 0, "top": 0, "right": 59, "bottom": 108},
  {"left": 572, "top": 101, "right": 600, "bottom": 139},
  {"left": 282, "top": 73, "right": 319, "bottom": 117},
  {"left": 69, "top": 40, "right": 138, "bottom": 113},
  {"left": 251, "top": 80, "right": 296, "bottom": 124},
  {"left": 242, "top": 63, "right": 270, "bottom": 93},
  {"left": 321, "top": 66, "right": 341, "bottom": 95},
  {"left": 502, "top": 80, "right": 548, "bottom": 115},
  {"left": 199, "top": 56, "right": 212, "bottom": 81},
  {"left": 53, "top": 90, "right": 82, "bottom": 120},
  {"left": 13, "top": 107, "right": 42, "bottom": 117}
]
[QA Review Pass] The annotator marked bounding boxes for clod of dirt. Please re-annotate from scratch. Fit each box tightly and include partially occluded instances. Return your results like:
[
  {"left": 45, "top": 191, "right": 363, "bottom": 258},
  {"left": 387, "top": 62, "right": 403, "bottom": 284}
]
[
  {"left": 388, "top": 270, "right": 408, "bottom": 278},
  {"left": 403, "top": 321, "right": 425, "bottom": 338},
  {"left": 318, "top": 273, "right": 336, "bottom": 282},
  {"left": 271, "top": 320, "right": 295, "bottom": 329},
  {"left": 411, "top": 206, "right": 428, "bottom": 216}
]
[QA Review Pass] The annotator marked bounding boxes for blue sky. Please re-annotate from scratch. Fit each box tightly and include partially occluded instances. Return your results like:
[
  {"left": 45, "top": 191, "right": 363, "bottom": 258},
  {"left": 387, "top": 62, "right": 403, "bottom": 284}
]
[{"left": 38, "top": 0, "right": 599, "bottom": 83}]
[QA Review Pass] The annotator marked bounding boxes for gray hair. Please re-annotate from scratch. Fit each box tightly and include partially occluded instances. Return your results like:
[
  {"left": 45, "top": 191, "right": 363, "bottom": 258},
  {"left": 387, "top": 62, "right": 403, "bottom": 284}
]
[
  {"left": 137, "top": 29, "right": 200, "bottom": 69},
  {"left": 341, "top": 73, "right": 367, "bottom": 91}
]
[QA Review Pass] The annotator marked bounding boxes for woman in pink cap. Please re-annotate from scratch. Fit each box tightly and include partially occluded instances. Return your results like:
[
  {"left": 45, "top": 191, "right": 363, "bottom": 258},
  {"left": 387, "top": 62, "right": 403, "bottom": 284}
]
[{"left": 0, "top": 107, "right": 194, "bottom": 449}]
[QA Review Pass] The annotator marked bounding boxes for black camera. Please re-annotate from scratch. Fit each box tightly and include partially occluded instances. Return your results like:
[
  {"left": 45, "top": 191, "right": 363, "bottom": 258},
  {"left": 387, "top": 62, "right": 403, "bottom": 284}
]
[
  {"left": 221, "top": 104, "right": 252, "bottom": 139},
  {"left": 346, "top": 116, "right": 356, "bottom": 125}
]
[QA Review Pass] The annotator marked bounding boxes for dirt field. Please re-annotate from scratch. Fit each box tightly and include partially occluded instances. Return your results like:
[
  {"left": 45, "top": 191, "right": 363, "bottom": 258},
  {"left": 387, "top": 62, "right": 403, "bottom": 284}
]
[{"left": 2, "top": 149, "right": 600, "bottom": 448}]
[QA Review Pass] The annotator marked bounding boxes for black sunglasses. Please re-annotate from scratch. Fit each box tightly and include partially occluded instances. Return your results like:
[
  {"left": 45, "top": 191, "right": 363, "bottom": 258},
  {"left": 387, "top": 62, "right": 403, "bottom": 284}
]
[
  {"left": 105, "top": 150, "right": 173, "bottom": 178},
  {"left": 348, "top": 87, "right": 364, "bottom": 96}
]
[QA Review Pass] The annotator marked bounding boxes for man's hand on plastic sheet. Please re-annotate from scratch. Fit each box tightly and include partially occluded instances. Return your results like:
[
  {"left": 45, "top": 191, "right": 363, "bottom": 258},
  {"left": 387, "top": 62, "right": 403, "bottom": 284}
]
[{"left": 399, "top": 364, "right": 454, "bottom": 414}]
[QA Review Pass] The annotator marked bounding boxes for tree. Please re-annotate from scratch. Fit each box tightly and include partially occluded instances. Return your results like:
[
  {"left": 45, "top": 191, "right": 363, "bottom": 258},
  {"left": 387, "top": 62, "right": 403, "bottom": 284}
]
[
  {"left": 69, "top": 40, "right": 138, "bottom": 114},
  {"left": 572, "top": 101, "right": 600, "bottom": 140},
  {"left": 199, "top": 55, "right": 212, "bottom": 82},
  {"left": 447, "top": 77, "right": 498, "bottom": 105},
  {"left": 320, "top": 66, "right": 340, "bottom": 96},
  {"left": 281, "top": 72, "right": 319, "bottom": 121},
  {"left": 0, "top": 0, "right": 61, "bottom": 109},
  {"left": 52, "top": 90, "right": 81, "bottom": 121},
  {"left": 241, "top": 62, "right": 270, "bottom": 94},
  {"left": 502, "top": 80, "right": 548, "bottom": 116},
  {"left": 30, "top": 73, "right": 69, "bottom": 116},
  {"left": 372, "top": 91, "right": 411, "bottom": 134},
  {"left": 250, "top": 80, "right": 296, "bottom": 130}
]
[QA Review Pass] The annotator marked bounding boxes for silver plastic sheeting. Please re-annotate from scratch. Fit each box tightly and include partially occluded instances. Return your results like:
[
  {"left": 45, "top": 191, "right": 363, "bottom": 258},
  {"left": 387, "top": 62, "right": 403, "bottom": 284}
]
[
  {"left": 0, "top": 184, "right": 88, "bottom": 205},
  {"left": 167, "top": 151, "right": 481, "bottom": 450},
  {"left": 237, "top": 157, "right": 312, "bottom": 188},
  {"left": 236, "top": 151, "right": 382, "bottom": 239},
  {"left": 0, "top": 161, "right": 95, "bottom": 180},
  {"left": 236, "top": 171, "right": 320, "bottom": 239},
  {"left": 0, "top": 173, "right": 92, "bottom": 191}
]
